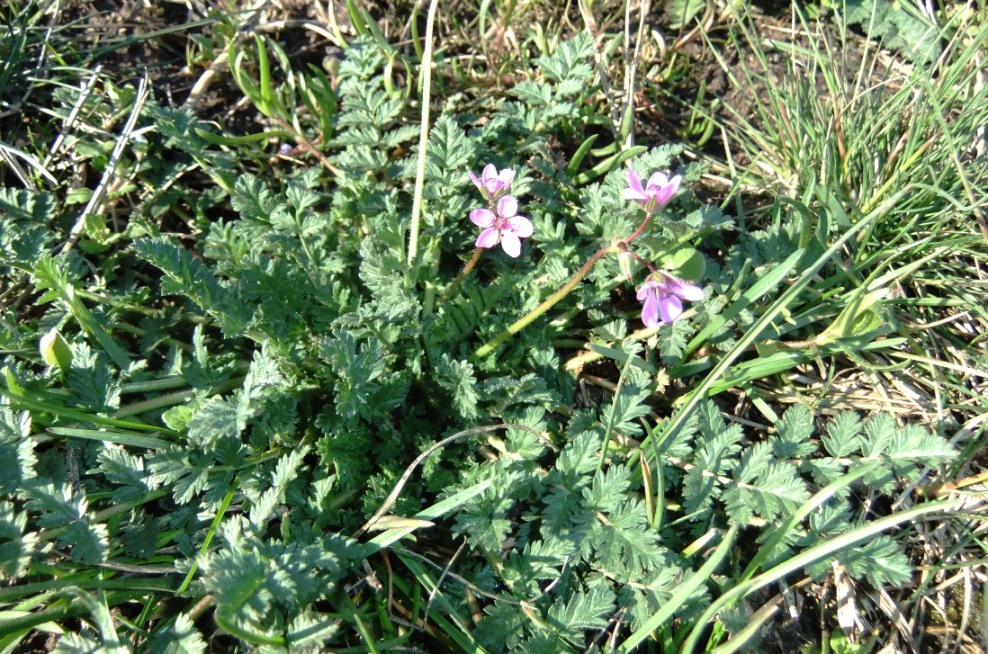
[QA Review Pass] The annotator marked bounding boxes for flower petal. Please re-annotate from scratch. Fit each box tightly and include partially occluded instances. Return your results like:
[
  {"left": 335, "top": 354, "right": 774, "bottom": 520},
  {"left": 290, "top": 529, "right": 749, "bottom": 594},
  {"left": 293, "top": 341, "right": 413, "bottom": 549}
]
[
  {"left": 641, "top": 291, "right": 661, "bottom": 328},
  {"left": 497, "top": 195, "right": 518, "bottom": 218},
  {"left": 476, "top": 227, "right": 500, "bottom": 249},
  {"left": 500, "top": 232, "right": 521, "bottom": 257},
  {"left": 646, "top": 171, "right": 670, "bottom": 190},
  {"left": 469, "top": 171, "right": 483, "bottom": 191},
  {"left": 507, "top": 215, "right": 533, "bottom": 238},
  {"left": 481, "top": 163, "right": 498, "bottom": 183},
  {"left": 658, "top": 294, "right": 684, "bottom": 323},
  {"left": 636, "top": 279, "right": 662, "bottom": 301},
  {"left": 497, "top": 168, "right": 515, "bottom": 186},
  {"left": 626, "top": 169, "right": 644, "bottom": 194},
  {"left": 671, "top": 278, "right": 704, "bottom": 302},
  {"left": 622, "top": 188, "right": 649, "bottom": 202},
  {"left": 653, "top": 174, "right": 683, "bottom": 206},
  {"left": 470, "top": 208, "right": 496, "bottom": 227}
]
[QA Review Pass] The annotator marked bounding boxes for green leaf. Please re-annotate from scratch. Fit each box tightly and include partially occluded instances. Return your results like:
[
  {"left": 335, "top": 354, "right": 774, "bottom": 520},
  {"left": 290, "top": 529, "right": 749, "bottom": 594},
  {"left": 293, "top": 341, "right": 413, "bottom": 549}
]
[
  {"left": 723, "top": 443, "right": 810, "bottom": 526},
  {"left": 512, "top": 80, "right": 552, "bottom": 107},
  {"left": 186, "top": 396, "right": 242, "bottom": 450},
  {"left": 426, "top": 115, "right": 475, "bottom": 179},
  {"left": 24, "top": 484, "right": 108, "bottom": 564},
  {"left": 67, "top": 343, "right": 120, "bottom": 412},
  {"left": 846, "top": 0, "right": 942, "bottom": 64},
  {"left": 53, "top": 632, "right": 104, "bottom": 653},
  {"left": 249, "top": 446, "right": 309, "bottom": 528},
  {"left": 546, "top": 586, "right": 614, "bottom": 635},
  {"left": 148, "top": 449, "right": 213, "bottom": 505},
  {"left": 537, "top": 33, "right": 595, "bottom": 85},
  {"left": 97, "top": 446, "right": 153, "bottom": 504},
  {"left": 556, "top": 431, "right": 602, "bottom": 487},
  {"left": 319, "top": 329, "right": 385, "bottom": 421},
  {"left": 666, "top": 0, "right": 707, "bottom": 29},
  {"left": 582, "top": 466, "right": 632, "bottom": 513},
  {"left": 823, "top": 411, "right": 863, "bottom": 458},
  {"left": 0, "top": 501, "right": 37, "bottom": 579},
  {"left": 0, "top": 187, "right": 56, "bottom": 223},
  {"left": 146, "top": 613, "right": 207, "bottom": 654},
  {"left": 603, "top": 365, "right": 652, "bottom": 438},
  {"left": 588, "top": 498, "right": 662, "bottom": 574},
  {"left": 476, "top": 603, "right": 527, "bottom": 651},
  {"left": 808, "top": 534, "right": 913, "bottom": 587},
  {"left": 842, "top": 535, "right": 912, "bottom": 586},
  {"left": 658, "top": 318, "right": 691, "bottom": 364},
  {"left": 132, "top": 237, "right": 249, "bottom": 335},
  {"left": 772, "top": 404, "right": 817, "bottom": 458},
  {"left": 0, "top": 409, "right": 35, "bottom": 496},
  {"left": 435, "top": 354, "right": 480, "bottom": 420}
]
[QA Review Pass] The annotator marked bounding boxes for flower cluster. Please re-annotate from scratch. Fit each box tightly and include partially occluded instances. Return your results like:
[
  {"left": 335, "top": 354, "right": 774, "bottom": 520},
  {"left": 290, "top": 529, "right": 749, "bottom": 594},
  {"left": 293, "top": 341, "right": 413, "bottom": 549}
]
[
  {"left": 622, "top": 169, "right": 704, "bottom": 327},
  {"left": 468, "top": 164, "right": 532, "bottom": 258},
  {"left": 461, "top": 162, "right": 703, "bottom": 331}
]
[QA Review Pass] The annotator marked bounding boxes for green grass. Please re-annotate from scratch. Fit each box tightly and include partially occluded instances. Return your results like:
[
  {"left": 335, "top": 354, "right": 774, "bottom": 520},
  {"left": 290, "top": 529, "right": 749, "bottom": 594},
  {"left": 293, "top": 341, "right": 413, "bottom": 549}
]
[{"left": 650, "top": 3, "right": 988, "bottom": 651}]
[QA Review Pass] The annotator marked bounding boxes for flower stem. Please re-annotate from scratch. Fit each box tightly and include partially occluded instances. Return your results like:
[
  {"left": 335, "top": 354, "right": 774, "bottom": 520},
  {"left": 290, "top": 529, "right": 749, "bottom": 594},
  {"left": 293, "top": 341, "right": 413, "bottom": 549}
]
[
  {"left": 471, "top": 205, "right": 659, "bottom": 358},
  {"left": 623, "top": 208, "right": 655, "bottom": 244},
  {"left": 439, "top": 247, "right": 484, "bottom": 304},
  {"left": 618, "top": 241, "right": 657, "bottom": 274},
  {"left": 473, "top": 244, "right": 618, "bottom": 360}
]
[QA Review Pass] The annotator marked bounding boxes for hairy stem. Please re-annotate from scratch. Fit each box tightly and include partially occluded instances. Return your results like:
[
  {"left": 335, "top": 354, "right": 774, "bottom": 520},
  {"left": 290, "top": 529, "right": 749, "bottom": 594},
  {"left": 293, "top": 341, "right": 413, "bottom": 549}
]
[
  {"left": 439, "top": 247, "right": 484, "bottom": 305},
  {"left": 473, "top": 244, "right": 618, "bottom": 360},
  {"left": 470, "top": 204, "right": 659, "bottom": 358}
]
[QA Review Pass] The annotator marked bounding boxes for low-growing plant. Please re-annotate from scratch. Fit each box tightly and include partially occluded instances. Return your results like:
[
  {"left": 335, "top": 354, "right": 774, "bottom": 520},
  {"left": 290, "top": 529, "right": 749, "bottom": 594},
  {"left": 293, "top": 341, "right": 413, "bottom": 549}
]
[{"left": 0, "top": 7, "right": 982, "bottom": 654}]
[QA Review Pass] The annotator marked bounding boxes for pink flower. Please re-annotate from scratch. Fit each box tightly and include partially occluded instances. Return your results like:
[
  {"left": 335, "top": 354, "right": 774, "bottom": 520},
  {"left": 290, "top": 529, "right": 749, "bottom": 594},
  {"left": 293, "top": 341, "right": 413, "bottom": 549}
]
[
  {"left": 469, "top": 164, "right": 515, "bottom": 201},
  {"left": 623, "top": 169, "right": 682, "bottom": 213},
  {"left": 637, "top": 271, "right": 704, "bottom": 327},
  {"left": 470, "top": 196, "right": 533, "bottom": 258}
]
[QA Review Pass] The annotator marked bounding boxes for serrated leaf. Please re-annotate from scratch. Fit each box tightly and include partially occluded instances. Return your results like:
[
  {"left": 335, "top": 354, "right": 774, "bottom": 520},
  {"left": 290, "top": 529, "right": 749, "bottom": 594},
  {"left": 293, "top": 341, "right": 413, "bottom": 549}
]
[
  {"left": 476, "top": 602, "right": 527, "bottom": 651},
  {"left": 546, "top": 586, "right": 614, "bottom": 635},
  {"left": 823, "top": 411, "right": 863, "bottom": 457},
  {"left": 319, "top": 329, "right": 386, "bottom": 421},
  {"left": 724, "top": 450, "right": 810, "bottom": 526},
  {"left": 590, "top": 499, "right": 661, "bottom": 573},
  {"left": 132, "top": 237, "right": 248, "bottom": 335},
  {"left": 658, "top": 318, "right": 691, "bottom": 364},
  {"left": 67, "top": 343, "right": 120, "bottom": 412},
  {"left": 512, "top": 80, "right": 552, "bottom": 107},
  {"left": 97, "top": 446, "right": 152, "bottom": 503},
  {"left": 556, "top": 431, "right": 601, "bottom": 487},
  {"left": 231, "top": 174, "right": 282, "bottom": 223},
  {"left": 426, "top": 115, "right": 475, "bottom": 179},
  {"left": 0, "top": 409, "right": 36, "bottom": 496},
  {"left": 435, "top": 354, "right": 479, "bottom": 420},
  {"left": 249, "top": 446, "right": 309, "bottom": 528},
  {"left": 146, "top": 613, "right": 207, "bottom": 654},
  {"left": 537, "top": 34, "right": 595, "bottom": 85},
  {"left": 773, "top": 404, "right": 817, "bottom": 458},
  {"left": 187, "top": 396, "right": 242, "bottom": 449},
  {"left": 582, "top": 466, "right": 631, "bottom": 513},
  {"left": 0, "top": 501, "right": 37, "bottom": 579},
  {"left": 839, "top": 535, "right": 912, "bottom": 587}
]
